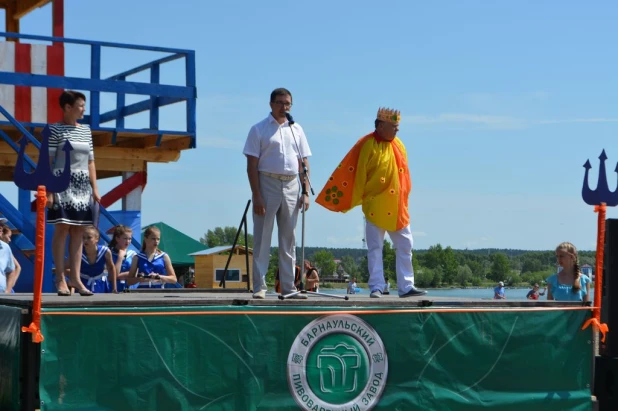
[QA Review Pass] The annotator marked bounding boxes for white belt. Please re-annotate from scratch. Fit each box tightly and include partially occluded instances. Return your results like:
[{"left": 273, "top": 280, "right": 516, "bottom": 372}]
[
  {"left": 81, "top": 272, "right": 108, "bottom": 287},
  {"left": 138, "top": 280, "right": 163, "bottom": 288},
  {"left": 260, "top": 171, "right": 297, "bottom": 181}
]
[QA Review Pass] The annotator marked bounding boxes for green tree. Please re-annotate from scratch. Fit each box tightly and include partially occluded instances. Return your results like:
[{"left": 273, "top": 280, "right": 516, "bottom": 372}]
[
  {"left": 489, "top": 253, "right": 510, "bottom": 282},
  {"left": 430, "top": 266, "right": 443, "bottom": 287},
  {"left": 466, "top": 260, "right": 484, "bottom": 279},
  {"left": 456, "top": 265, "right": 473, "bottom": 287},
  {"left": 521, "top": 258, "right": 542, "bottom": 274},
  {"left": 442, "top": 246, "right": 458, "bottom": 284},
  {"left": 200, "top": 226, "right": 253, "bottom": 248},
  {"left": 313, "top": 250, "right": 336, "bottom": 277},
  {"left": 382, "top": 240, "right": 396, "bottom": 283},
  {"left": 414, "top": 267, "right": 434, "bottom": 288},
  {"left": 265, "top": 247, "right": 279, "bottom": 285},
  {"left": 340, "top": 255, "right": 359, "bottom": 279},
  {"left": 358, "top": 256, "right": 369, "bottom": 283},
  {"left": 421, "top": 244, "right": 443, "bottom": 269},
  {"left": 412, "top": 252, "right": 421, "bottom": 274}
]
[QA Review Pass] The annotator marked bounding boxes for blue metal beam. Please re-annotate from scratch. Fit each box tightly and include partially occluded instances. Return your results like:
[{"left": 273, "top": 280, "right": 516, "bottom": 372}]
[
  {"left": 0, "top": 31, "right": 192, "bottom": 54},
  {"left": 0, "top": 121, "right": 195, "bottom": 137},
  {"left": 116, "top": 76, "right": 126, "bottom": 129},
  {"left": 106, "top": 54, "right": 185, "bottom": 81},
  {"left": 0, "top": 105, "right": 42, "bottom": 149},
  {"left": 90, "top": 44, "right": 101, "bottom": 128},
  {"left": 0, "top": 72, "right": 196, "bottom": 99},
  {"left": 185, "top": 51, "right": 197, "bottom": 148},
  {"left": 98, "top": 96, "right": 185, "bottom": 124},
  {"left": 150, "top": 64, "right": 160, "bottom": 130}
]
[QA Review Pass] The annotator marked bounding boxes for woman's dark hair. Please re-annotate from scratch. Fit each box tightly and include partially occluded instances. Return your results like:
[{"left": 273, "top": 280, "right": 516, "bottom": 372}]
[
  {"left": 59, "top": 90, "right": 86, "bottom": 109},
  {"left": 0, "top": 223, "right": 10, "bottom": 236}
]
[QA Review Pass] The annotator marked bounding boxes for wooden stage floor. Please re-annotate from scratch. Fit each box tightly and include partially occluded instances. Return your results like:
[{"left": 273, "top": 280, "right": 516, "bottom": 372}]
[{"left": 0, "top": 290, "right": 588, "bottom": 309}]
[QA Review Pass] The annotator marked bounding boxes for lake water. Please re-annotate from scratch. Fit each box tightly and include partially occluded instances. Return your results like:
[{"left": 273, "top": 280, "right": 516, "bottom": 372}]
[{"left": 324, "top": 287, "right": 538, "bottom": 300}]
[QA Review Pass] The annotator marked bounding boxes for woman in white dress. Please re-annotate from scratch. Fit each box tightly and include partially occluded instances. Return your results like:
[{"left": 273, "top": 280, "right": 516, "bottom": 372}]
[{"left": 46, "top": 90, "right": 101, "bottom": 296}]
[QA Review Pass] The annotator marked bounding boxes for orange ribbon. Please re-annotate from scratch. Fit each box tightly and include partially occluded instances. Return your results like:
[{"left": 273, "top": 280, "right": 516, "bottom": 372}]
[
  {"left": 21, "top": 323, "right": 44, "bottom": 343},
  {"left": 582, "top": 318, "right": 609, "bottom": 343}
]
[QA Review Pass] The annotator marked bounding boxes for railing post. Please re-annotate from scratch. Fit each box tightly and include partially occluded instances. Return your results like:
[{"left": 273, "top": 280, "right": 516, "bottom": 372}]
[
  {"left": 150, "top": 65, "right": 159, "bottom": 130},
  {"left": 17, "top": 185, "right": 33, "bottom": 239},
  {"left": 185, "top": 51, "right": 196, "bottom": 147},
  {"left": 116, "top": 75, "right": 125, "bottom": 129},
  {"left": 5, "top": 2, "right": 20, "bottom": 37},
  {"left": 90, "top": 44, "right": 101, "bottom": 127}
]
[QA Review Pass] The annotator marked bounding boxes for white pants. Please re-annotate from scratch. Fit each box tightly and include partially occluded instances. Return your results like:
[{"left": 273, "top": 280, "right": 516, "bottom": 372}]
[
  {"left": 366, "top": 220, "right": 415, "bottom": 295},
  {"left": 252, "top": 174, "right": 300, "bottom": 294}
]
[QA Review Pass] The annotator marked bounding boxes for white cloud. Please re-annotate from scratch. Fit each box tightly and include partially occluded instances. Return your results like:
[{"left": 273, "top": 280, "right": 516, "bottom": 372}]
[{"left": 412, "top": 231, "right": 427, "bottom": 237}]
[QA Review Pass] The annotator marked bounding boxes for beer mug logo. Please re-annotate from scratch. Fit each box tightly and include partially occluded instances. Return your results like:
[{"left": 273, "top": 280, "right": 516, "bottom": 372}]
[
  {"left": 317, "top": 343, "right": 360, "bottom": 393},
  {"left": 288, "top": 315, "right": 388, "bottom": 411}
]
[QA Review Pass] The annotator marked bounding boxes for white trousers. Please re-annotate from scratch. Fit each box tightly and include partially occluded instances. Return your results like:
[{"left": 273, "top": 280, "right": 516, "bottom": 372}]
[
  {"left": 252, "top": 174, "right": 300, "bottom": 294},
  {"left": 366, "top": 220, "right": 415, "bottom": 295}
]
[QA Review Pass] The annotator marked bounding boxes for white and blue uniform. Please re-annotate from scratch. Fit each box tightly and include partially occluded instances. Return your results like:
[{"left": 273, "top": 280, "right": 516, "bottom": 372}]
[
  {"left": 112, "top": 248, "right": 138, "bottom": 292},
  {"left": 135, "top": 251, "right": 179, "bottom": 288},
  {"left": 80, "top": 245, "right": 111, "bottom": 293},
  {"left": 135, "top": 251, "right": 182, "bottom": 289}
]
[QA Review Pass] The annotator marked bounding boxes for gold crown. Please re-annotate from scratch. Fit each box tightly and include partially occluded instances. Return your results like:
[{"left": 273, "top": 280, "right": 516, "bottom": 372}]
[{"left": 377, "top": 107, "right": 401, "bottom": 124}]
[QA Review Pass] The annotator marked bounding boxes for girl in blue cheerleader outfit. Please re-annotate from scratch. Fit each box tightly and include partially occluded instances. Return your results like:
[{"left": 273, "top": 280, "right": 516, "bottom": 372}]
[
  {"left": 79, "top": 226, "right": 117, "bottom": 293},
  {"left": 108, "top": 225, "right": 139, "bottom": 292},
  {"left": 128, "top": 226, "right": 177, "bottom": 288}
]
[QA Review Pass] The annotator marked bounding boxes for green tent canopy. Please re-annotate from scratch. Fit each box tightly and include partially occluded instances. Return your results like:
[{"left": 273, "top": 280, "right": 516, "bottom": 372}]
[{"left": 142, "top": 222, "right": 208, "bottom": 266}]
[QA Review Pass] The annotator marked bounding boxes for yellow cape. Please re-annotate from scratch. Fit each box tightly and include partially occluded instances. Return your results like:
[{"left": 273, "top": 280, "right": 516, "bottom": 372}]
[{"left": 316, "top": 132, "right": 411, "bottom": 232}]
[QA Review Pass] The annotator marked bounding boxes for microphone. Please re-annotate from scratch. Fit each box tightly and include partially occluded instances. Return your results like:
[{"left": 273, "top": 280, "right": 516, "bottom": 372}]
[{"left": 285, "top": 111, "right": 295, "bottom": 125}]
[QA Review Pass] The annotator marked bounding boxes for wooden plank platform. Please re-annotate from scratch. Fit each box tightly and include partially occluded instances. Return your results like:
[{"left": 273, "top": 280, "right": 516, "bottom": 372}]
[
  {"left": 0, "top": 290, "right": 589, "bottom": 309},
  {"left": 0, "top": 123, "right": 194, "bottom": 180}
]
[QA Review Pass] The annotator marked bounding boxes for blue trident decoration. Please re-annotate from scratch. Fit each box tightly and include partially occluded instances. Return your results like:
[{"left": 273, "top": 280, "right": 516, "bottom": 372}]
[
  {"left": 13, "top": 126, "right": 72, "bottom": 192},
  {"left": 582, "top": 149, "right": 618, "bottom": 207}
]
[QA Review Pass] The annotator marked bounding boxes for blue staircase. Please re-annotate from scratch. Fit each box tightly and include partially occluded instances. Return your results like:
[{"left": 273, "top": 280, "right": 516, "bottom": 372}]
[{"left": 0, "top": 31, "right": 197, "bottom": 292}]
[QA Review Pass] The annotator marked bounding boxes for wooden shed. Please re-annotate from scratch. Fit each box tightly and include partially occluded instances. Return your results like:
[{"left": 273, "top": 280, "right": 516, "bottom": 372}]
[{"left": 189, "top": 245, "right": 252, "bottom": 289}]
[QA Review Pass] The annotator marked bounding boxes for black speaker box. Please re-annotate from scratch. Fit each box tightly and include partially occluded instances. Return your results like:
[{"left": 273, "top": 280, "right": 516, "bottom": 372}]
[{"left": 600, "top": 219, "right": 618, "bottom": 357}]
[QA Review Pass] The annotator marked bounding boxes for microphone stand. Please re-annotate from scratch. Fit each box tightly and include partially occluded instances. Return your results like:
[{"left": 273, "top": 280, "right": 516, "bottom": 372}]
[{"left": 279, "top": 113, "right": 348, "bottom": 301}]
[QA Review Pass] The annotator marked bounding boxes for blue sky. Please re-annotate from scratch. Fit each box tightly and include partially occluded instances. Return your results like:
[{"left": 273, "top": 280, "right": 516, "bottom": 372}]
[{"left": 2, "top": 0, "right": 617, "bottom": 250}]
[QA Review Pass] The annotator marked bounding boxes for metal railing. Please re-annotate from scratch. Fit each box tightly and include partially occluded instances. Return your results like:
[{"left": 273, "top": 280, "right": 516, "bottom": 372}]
[{"left": 0, "top": 31, "right": 197, "bottom": 147}]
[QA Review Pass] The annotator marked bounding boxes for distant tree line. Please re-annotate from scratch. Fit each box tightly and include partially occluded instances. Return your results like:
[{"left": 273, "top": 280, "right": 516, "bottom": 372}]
[
  {"left": 200, "top": 226, "right": 596, "bottom": 287},
  {"left": 286, "top": 244, "right": 596, "bottom": 287}
]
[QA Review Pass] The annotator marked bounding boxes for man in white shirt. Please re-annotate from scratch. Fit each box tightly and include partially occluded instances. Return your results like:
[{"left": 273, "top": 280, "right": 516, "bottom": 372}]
[
  {"left": 0, "top": 220, "right": 20, "bottom": 293},
  {"left": 243, "top": 88, "right": 311, "bottom": 299},
  {"left": 0, "top": 239, "right": 17, "bottom": 293}
]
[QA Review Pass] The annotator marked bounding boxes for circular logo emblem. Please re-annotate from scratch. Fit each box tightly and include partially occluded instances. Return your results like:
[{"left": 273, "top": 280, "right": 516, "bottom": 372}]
[{"left": 287, "top": 314, "right": 388, "bottom": 410}]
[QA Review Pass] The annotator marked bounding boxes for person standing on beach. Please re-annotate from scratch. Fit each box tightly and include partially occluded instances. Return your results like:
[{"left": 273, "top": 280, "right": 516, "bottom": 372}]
[
  {"left": 526, "top": 283, "right": 546, "bottom": 300},
  {"left": 304, "top": 260, "right": 319, "bottom": 292},
  {"left": 243, "top": 88, "right": 311, "bottom": 299},
  {"left": 494, "top": 281, "right": 506, "bottom": 299},
  {"left": 316, "top": 107, "right": 426, "bottom": 299},
  {"left": 0, "top": 220, "right": 20, "bottom": 293}
]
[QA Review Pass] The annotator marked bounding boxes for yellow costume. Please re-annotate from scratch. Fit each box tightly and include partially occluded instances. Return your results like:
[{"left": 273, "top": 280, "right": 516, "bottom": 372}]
[{"left": 316, "top": 109, "right": 411, "bottom": 232}]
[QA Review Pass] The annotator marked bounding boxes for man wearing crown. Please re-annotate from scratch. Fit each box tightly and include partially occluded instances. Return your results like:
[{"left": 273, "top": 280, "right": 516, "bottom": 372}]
[{"left": 316, "top": 108, "right": 426, "bottom": 298}]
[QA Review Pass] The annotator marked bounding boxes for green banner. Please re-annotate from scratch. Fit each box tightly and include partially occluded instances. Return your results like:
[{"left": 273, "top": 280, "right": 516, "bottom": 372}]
[
  {"left": 0, "top": 306, "right": 23, "bottom": 411},
  {"left": 39, "top": 307, "right": 593, "bottom": 410}
]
